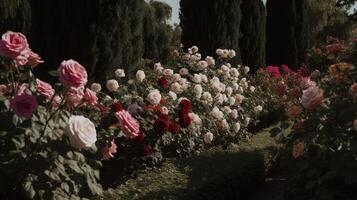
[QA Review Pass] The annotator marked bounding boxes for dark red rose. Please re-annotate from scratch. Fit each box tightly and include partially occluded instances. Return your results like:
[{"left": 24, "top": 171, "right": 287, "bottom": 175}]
[
  {"left": 179, "top": 99, "right": 192, "bottom": 111},
  {"left": 154, "top": 118, "right": 170, "bottom": 133},
  {"left": 179, "top": 113, "right": 191, "bottom": 128},
  {"left": 158, "top": 113, "right": 169, "bottom": 120},
  {"left": 111, "top": 102, "right": 123, "bottom": 112},
  {"left": 168, "top": 121, "right": 180, "bottom": 134},
  {"left": 179, "top": 108, "right": 189, "bottom": 116},
  {"left": 157, "top": 77, "right": 169, "bottom": 88},
  {"left": 142, "top": 145, "right": 152, "bottom": 157},
  {"left": 275, "top": 81, "right": 288, "bottom": 95}
]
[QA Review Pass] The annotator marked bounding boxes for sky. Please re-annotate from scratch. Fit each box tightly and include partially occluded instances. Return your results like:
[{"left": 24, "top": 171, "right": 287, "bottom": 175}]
[
  {"left": 159, "top": 0, "right": 354, "bottom": 25},
  {"left": 160, "top": 0, "right": 267, "bottom": 25}
]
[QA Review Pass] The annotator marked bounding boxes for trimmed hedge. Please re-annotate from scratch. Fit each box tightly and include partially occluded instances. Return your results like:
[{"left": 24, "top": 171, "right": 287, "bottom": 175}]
[{"left": 95, "top": 127, "right": 281, "bottom": 200}]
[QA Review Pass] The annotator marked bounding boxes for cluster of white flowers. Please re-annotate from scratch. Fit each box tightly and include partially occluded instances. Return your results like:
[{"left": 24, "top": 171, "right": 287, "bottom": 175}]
[{"left": 216, "top": 48, "right": 236, "bottom": 59}]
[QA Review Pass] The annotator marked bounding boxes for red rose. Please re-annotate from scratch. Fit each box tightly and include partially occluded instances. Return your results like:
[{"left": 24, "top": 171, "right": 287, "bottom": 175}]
[
  {"left": 111, "top": 102, "right": 123, "bottom": 112},
  {"left": 154, "top": 118, "right": 170, "bottom": 133},
  {"left": 142, "top": 145, "right": 152, "bottom": 157},
  {"left": 168, "top": 121, "right": 180, "bottom": 134},
  {"left": 179, "top": 99, "right": 192, "bottom": 111},
  {"left": 157, "top": 77, "right": 169, "bottom": 88},
  {"left": 158, "top": 113, "right": 169, "bottom": 120},
  {"left": 179, "top": 113, "right": 191, "bottom": 128}
]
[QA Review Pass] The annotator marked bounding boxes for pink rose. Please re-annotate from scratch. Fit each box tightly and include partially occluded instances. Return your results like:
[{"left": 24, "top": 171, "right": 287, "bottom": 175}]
[
  {"left": 65, "top": 87, "right": 84, "bottom": 108},
  {"left": 52, "top": 95, "right": 62, "bottom": 107},
  {"left": 301, "top": 86, "right": 323, "bottom": 110},
  {"left": 350, "top": 83, "right": 357, "bottom": 99},
  {"left": 84, "top": 88, "right": 98, "bottom": 106},
  {"left": 102, "top": 140, "right": 117, "bottom": 160},
  {"left": 115, "top": 110, "right": 140, "bottom": 139},
  {"left": 58, "top": 59, "right": 88, "bottom": 88},
  {"left": 287, "top": 105, "right": 302, "bottom": 119},
  {"left": 0, "top": 84, "right": 8, "bottom": 96},
  {"left": 10, "top": 93, "right": 38, "bottom": 118},
  {"left": 27, "top": 51, "right": 43, "bottom": 67},
  {"left": 0, "top": 31, "right": 30, "bottom": 59},
  {"left": 36, "top": 79, "right": 55, "bottom": 100}
]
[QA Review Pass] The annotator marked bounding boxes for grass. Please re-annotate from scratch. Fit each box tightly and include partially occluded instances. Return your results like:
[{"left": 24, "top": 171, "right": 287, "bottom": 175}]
[{"left": 94, "top": 125, "right": 283, "bottom": 200}]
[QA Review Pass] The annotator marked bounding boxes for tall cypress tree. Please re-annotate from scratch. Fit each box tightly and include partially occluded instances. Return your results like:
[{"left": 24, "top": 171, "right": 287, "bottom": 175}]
[
  {"left": 0, "top": 0, "right": 31, "bottom": 34},
  {"left": 266, "top": 0, "right": 309, "bottom": 68},
  {"left": 180, "top": 0, "right": 242, "bottom": 62},
  {"left": 239, "top": 0, "right": 266, "bottom": 71}
]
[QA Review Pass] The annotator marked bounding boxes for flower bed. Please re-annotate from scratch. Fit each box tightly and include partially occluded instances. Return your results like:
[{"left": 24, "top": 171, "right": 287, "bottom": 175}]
[{"left": 0, "top": 31, "right": 268, "bottom": 199}]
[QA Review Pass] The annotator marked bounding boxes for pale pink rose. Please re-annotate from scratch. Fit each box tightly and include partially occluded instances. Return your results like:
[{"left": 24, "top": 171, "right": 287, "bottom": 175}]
[
  {"left": 102, "top": 140, "right": 117, "bottom": 160},
  {"left": 17, "top": 83, "right": 29, "bottom": 95},
  {"left": 65, "top": 87, "right": 84, "bottom": 108},
  {"left": 83, "top": 88, "right": 98, "bottom": 106},
  {"left": 27, "top": 51, "right": 43, "bottom": 67},
  {"left": 36, "top": 79, "right": 54, "bottom": 99},
  {"left": 350, "top": 83, "right": 357, "bottom": 99},
  {"left": 115, "top": 110, "right": 140, "bottom": 139},
  {"left": 10, "top": 93, "right": 38, "bottom": 118},
  {"left": 0, "top": 31, "right": 30, "bottom": 59},
  {"left": 301, "top": 86, "right": 323, "bottom": 110},
  {"left": 52, "top": 95, "right": 62, "bottom": 107},
  {"left": 300, "top": 77, "right": 316, "bottom": 89},
  {"left": 0, "top": 84, "right": 8, "bottom": 96},
  {"left": 65, "top": 115, "right": 97, "bottom": 149},
  {"left": 58, "top": 59, "right": 88, "bottom": 88}
]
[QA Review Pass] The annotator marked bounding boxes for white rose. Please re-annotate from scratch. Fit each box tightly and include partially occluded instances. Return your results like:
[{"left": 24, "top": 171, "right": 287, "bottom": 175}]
[
  {"left": 172, "top": 73, "right": 181, "bottom": 82},
  {"left": 223, "top": 106, "right": 232, "bottom": 114},
  {"left": 221, "top": 65, "right": 230, "bottom": 74},
  {"left": 220, "top": 119, "right": 229, "bottom": 130},
  {"left": 147, "top": 89, "right": 162, "bottom": 105},
  {"left": 191, "top": 53, "right": 201, "bottom": 61},
  {"left": 194, "top": 84, "right": 203, "bottom": 98},
  {"left": 238, "top": 86, "right": 244, "bottom": 94},
  {"left": 244, "top": 117, "right": 251, "bottom": 126},
  {"left": 205, "top": 56, "right": 215, "bottom": 66},
  {"left": 90, "top": 83, "right": 102, "bottom": 93},
  {"left": 211, "top": 107, "right": 224, "bottom": 119},
  {"left": 254, "top": 105, "right": 263, "bottom": 113},
  {"left": 196, "top": 60, "right": 208, "bottom": 70},
  {"left": 249, "top": 86, "right": 256, "bottom": 93},
  {"left": 228, "top": 49, "right": 236, "bottom": 58},
  {"left": 128, "top": 79, "right": 134, "bottom": 85},
  {"left": 190, "top": 46, "right": 199, "bottom": 53},
  {"left": 231, "top": 109, "right": 238, "bottom": 119},
  {"left": 193, "top": 74, "right": 202, "bottom": 83},
  {"left": 204, "top": 132, "right": 214, "bottom": 144},
  {"left": 115, "top": 68, "right": 125, "bottom": 78},
  {"left": 136, "top": 70, "right": 146, "bottom": 82},
  {"left": 233, "top": 122, "right": 241, "bottom": 133},
  {"left": 189, "top": 113, "right": 202, "bottom": 126},
  {"left": 200, "top": 74, "right": 208, "bottom": 83},
  {"left": 229, "top": 97, "right": 236, "bottom": 106},
  {"left": 168, "top": 91, "right": 177, "bottom": 100},
  {"left": 154, "top": 62, "right": 163, "bottom": 71},
  {"left": 214, "top": 93, "right": 224, "bottom": 105},
  {"left": 230, "top": 68, "right": 240, "bottom": 77},
  {"left": 65, "top": 115, "right": 97, "bottom": 149},
  {"left": 226, "top": 86, "right": 233, "bottom": 96},
  {"left": 202, "top": 92, "right": 212, "bottom": 101},
  {"left": 221, "top": 49, "right": 229, "bottom": 58},
  {"left": 163, "top": 69, "right": 174, "bottom": 77},
  {"left": 106, "top": 79, "right": 119, "bottom": 92},
  {"left": 244, "top": 66, "right": 250, "bottom": 74},
  {"left": 179, "top": 68, "right": 189, "bottom": 76},
  {"left": 171, "top": 82, "right": 183, "bottom": 94},
  {"left": 216, "top": 49, "right": 224, "bottom": 56}
]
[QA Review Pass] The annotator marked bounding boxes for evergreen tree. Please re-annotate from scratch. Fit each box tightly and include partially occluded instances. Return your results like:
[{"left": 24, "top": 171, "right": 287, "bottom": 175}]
[
  {"left": 266, "top": 0, "right": 309, "bottom": 68},
  {"left": 0, "top": 0, "right": 31, "bottom": 34},
  {"left": 180, "top": 0, "right": 242, "bottom": 62},
  {"left": 239, "top": 0, "right": 266, "bottom": 71}
]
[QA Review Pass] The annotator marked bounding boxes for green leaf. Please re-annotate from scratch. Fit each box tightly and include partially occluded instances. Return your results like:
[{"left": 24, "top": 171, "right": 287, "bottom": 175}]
[
  {"left": 23, "top": 181, "right": 36, "bottom": 199},
  {"left": 48, "top": 70, "right": 59, "bottom": 77}
]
